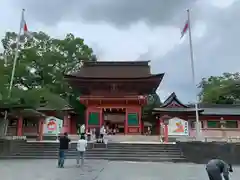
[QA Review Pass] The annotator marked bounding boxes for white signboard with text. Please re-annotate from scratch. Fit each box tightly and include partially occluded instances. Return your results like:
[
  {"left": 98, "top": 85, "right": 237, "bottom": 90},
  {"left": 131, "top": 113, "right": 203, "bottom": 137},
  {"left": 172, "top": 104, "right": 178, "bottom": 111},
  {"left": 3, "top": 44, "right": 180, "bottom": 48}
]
[
  {"left": 168, "top": 117, "right": 189, "bottom": 136},
  {"left": 43, "top": 116, "right": 63, "bottom": 135}
]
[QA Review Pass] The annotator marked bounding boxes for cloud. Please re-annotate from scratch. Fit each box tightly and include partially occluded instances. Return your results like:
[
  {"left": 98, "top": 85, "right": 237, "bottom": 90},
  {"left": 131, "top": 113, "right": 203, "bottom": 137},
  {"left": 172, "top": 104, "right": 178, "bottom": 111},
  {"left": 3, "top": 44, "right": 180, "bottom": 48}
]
[
  {"left": 2, "top": 0, "right": 240, "bottom": 103},
  {"left": 151, "top": 0, "right": 240, "bottom": 102},
  {"left": 17, "top": 0, "right": 197, "bottom": 27}
]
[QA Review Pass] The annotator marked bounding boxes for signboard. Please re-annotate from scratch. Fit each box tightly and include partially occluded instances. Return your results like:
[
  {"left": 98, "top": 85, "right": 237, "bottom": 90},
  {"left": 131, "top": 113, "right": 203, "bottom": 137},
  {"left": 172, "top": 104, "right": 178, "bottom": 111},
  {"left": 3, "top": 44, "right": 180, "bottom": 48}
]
[
  {"left": 43, "top": 116, "right": 63, "bottom": 135},
  {"left": 168, "top": 117, "right": 189, "bottom": 136},
  {"left": 128, "top": 127, "right": 139, "bottom": 133}
]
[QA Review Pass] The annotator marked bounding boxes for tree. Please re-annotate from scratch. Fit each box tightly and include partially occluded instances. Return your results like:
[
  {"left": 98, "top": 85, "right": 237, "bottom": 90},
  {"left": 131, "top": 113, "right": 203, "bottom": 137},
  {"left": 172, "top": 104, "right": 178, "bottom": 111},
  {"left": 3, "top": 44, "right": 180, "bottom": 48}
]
[
  {"left": 142, "top": 93, "right": 162, "bottom": 117},
  {"left": 0, "top": 31, "right": 96, "bottom": 135},
  {"left": 198, "top": 72, "right": 240, "bottom": 104},
  {"left": 0, "top": 31, "right": 96, "bottom": 100}
]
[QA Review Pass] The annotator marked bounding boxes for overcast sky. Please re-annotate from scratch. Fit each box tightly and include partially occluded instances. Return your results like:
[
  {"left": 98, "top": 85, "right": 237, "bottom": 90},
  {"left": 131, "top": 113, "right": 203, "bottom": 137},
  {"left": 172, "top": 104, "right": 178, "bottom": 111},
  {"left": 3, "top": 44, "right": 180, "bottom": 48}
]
[{"left": 1, "top": 0, "right": 239, "bottom": 103}]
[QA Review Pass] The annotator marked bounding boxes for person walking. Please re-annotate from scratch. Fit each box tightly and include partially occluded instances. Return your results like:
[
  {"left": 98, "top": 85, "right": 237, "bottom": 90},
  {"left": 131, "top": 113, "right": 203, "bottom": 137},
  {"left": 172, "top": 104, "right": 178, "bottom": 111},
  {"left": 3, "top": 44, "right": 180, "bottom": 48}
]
[
  {"left": 80, "top": 124, "right": 85, "bottom": 136},
  {"left": 76, "top": 134, "right": 88, "bottom": 167},
  {"left": 58, "top": 132, "right": 71, "bottom": 168},
  {"left": 206, "top": 159, "right": 233, "bottom": 180},
  {"left": 100, "top": 125, "right": 105, "bottom": 143}
]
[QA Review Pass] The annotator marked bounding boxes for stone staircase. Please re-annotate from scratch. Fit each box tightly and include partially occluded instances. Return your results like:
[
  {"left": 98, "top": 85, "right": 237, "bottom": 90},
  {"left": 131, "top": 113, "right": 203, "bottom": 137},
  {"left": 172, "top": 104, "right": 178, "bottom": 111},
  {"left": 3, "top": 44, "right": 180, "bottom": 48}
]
[
  {"left": 106, "top": 135, "right": 161, "bottom": 143},
  {"left": 1, "top": 141, "right": 187, "bottom": 162}
]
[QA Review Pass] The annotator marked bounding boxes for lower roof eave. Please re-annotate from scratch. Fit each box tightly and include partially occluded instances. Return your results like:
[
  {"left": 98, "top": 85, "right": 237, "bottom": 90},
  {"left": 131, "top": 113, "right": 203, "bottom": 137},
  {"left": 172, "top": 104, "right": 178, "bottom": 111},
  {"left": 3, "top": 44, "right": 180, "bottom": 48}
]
[
  {"left": 152, "top": 108, "right": 204, "bottom": 113},
  {"left": 201, "top": 113, "right": 240, "bottom": 116}
]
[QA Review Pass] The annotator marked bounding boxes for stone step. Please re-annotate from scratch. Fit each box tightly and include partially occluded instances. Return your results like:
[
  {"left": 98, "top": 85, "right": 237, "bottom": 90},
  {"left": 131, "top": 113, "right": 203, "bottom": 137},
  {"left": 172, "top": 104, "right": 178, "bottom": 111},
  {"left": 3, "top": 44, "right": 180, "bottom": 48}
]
[
  {"left": 21, "top": 143, "right": 178, "bottom": 149},
  {"left": 13, "top": 152, "right": 183, "bottom": 157},
  {"left": 18, "top": 146, "right": 180, "bottom": 150},
  {"left": 17, "top": 149, "right": 181, "bottom": 154},
  {"left": 2, "top": 141, "right": 185, "bottom": 162},
  {"left": 23, "top": 143, "right": 172, "bottom": 146},
  {"left": 0, "top": 155, "right": 187, "bottom": 162},
  {"left": 15, "top": 151, "right": 182, "bottom": 155}
]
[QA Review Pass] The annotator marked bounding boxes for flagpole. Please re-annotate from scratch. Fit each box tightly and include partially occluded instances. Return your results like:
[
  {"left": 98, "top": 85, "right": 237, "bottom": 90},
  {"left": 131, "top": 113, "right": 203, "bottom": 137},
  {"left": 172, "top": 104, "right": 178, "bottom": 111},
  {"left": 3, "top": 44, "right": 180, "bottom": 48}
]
[
  {"left": 2, "top": 9, "right": 25, "bottom": 135},
  {"left": 187, "top": 9, "right": 201, "bottom": 140}
]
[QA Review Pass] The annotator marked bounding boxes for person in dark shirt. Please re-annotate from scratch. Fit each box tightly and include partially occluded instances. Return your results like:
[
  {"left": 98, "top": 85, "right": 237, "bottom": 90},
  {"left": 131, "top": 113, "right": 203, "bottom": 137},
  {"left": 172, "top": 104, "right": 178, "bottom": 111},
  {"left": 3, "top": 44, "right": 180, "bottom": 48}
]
[
  {"left": 58, "top": 132, "right": 71, "bottom": 168},
  {"left": 95, "top": 127, "right": 100, "bottom": 143},
  {"left": 206, "top": 159, "right": 233, "bottom": 180}
]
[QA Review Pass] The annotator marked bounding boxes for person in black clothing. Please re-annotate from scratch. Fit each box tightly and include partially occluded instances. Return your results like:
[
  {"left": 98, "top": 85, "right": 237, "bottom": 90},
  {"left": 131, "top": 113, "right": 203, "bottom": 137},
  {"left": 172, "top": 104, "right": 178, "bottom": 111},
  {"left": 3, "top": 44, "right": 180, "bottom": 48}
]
[
  {"left": 206, "top": 159, "right": 233, "bottom": 180},
  {"left": 58, "top": 132, "right": 71, "bottom": 168},
  {"left": 95, "top": 127, "right": 100, "bottom": 143}
]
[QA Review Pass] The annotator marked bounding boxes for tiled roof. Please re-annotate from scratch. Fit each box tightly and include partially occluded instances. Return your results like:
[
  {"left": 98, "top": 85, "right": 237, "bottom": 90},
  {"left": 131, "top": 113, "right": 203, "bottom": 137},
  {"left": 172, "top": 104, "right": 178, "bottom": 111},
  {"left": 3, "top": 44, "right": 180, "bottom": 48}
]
[
  {"left": 155, "top": 93, "right": 240, "bottom": 115},
  {"left": 201, "top": 107, "right": 240, "bottom": 115},
  {"left": 68, "top": 61, "right": 158, "bottom": 78},
  {"left": 161, "top": 92, "right": 188, "bottom": 108}
]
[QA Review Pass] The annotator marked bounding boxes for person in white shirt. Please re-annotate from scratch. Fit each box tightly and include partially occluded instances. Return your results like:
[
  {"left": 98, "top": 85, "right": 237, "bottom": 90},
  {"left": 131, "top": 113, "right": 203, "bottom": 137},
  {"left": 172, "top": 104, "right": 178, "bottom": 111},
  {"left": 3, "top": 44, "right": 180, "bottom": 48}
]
[
  {"left": 80, "top": 124, "right": 85, "bottom": 135},
  {"left": 100, "top": 125, "right": 105, "bottom": 143},
  {"left": 76, "top": 135, "right": 88, "bottom": 167}
]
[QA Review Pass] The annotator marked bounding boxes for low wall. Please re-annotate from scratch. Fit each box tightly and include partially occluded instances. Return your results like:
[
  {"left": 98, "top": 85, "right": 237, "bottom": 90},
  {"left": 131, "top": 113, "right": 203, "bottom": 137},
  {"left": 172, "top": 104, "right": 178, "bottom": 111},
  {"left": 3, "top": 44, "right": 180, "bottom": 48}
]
[
  {"left": 0, "top": 139, "right": 26, "bottom": 156},
  {"left": 177, "top": 141, "right": 240, "bottom": 164}
]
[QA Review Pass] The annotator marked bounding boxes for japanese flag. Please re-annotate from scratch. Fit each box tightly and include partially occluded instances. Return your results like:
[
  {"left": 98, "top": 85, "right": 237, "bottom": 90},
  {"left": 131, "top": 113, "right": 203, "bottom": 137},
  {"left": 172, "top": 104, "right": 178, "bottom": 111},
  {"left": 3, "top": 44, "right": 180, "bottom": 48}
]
[{"left": 180, "top": 20, "right": 189, "bottom": 39}]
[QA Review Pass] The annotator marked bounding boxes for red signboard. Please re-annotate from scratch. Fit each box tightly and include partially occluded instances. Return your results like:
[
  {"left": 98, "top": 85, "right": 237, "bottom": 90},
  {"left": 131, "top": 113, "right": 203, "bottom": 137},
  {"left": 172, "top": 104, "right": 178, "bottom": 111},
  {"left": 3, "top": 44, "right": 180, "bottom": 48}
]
[{"left": 128, "top": 127, "right": 139, "bottom": 133}]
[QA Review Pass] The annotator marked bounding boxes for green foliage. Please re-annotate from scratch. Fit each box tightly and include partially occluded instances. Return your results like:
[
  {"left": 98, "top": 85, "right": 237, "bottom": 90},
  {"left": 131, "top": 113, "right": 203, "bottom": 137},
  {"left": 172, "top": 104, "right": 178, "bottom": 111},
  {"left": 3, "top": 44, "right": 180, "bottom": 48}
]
[
  {"left": 0, "top": 31, "right": 97, "bottom": 111},
  {"left": 198, "top": 72, "right": 240, "bottom": 104},
  {"left": 142, "top": 93, "right": 162, "bottom": 114}
]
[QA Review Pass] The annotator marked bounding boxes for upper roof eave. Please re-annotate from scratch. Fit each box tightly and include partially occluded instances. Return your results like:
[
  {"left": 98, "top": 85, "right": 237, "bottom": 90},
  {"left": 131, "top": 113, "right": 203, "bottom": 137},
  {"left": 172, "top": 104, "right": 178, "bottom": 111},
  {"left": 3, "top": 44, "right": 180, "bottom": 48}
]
[
  {"left": 64, "top": 73, "right": 164, "bottom": 81},
  {"left": 83, "top": 60, "right": 151, "bottom": 66}
]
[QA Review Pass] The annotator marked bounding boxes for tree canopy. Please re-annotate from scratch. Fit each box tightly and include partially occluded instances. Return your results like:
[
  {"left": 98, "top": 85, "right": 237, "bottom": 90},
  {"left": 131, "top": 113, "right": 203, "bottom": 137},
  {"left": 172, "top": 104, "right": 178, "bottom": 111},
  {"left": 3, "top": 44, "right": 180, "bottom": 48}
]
[
  {"left": 0, "top": 31, "right": 96, "bottom": 110},
  {"left": 198, "top": 72, "right": 240, "bottom": 104}
]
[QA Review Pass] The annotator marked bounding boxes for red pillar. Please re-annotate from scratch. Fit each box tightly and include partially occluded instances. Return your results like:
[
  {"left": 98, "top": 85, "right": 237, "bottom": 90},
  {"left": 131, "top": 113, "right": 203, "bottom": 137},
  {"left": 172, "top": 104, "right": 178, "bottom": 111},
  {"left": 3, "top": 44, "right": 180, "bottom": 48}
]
[
  {"left": 125, "top": 108, "right": 128, "bottom": 134},
  {"left": 63, "top": 114, "right": 70, "bottom": 134},
  {"left": 138, "top": 107, "right": 142, "bottom": 134},
  {"left": 17, "top": 116, "right": 23, "bottom": 136},
  {"left": 238, "top": 120, "right": 240, "bottom": 129},
  {"left": 164, "top": 124, "right": 169, "bottom": 143},
  {"left": 157, "top": 117, "right": 159, "bottom": 135},
  {"left": 85, "top": 107, "right": 89, "bottom": 131},
  {"left": 100, "top": 108, "right": 103, "bottom": 127},
  {"left": 38, "top": 118, "right": 44, "bottom": 141}
]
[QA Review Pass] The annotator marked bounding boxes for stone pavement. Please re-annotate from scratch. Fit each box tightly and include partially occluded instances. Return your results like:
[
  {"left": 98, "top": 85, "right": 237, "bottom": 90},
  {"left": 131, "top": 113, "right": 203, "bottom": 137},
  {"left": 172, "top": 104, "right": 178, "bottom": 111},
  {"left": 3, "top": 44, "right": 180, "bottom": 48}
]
[{"left": 0, "top": 159, "right": 239, "bottom": 180}]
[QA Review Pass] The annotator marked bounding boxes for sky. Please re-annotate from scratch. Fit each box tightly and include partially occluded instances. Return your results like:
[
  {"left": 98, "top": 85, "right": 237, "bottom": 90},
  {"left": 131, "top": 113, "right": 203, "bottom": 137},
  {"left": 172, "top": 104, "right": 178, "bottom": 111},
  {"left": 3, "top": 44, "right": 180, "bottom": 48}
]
[{"left": 1, "top": 0, "right": 240, "bottom": 103}]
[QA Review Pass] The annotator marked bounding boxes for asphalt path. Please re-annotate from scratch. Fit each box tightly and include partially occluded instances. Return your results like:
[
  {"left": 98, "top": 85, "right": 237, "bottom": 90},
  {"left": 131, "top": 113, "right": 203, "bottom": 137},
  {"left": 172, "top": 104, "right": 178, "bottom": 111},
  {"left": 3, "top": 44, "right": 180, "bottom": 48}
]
[{"left": 0, "top": 159, "right": 239, "bottom": 180}]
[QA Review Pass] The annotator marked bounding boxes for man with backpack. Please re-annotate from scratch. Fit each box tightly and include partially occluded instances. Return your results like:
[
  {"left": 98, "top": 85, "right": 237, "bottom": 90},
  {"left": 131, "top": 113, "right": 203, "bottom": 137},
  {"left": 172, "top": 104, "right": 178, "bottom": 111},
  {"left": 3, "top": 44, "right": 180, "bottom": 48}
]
[{"left": 206, "top": 159, "right": 233, "bottom": 180}]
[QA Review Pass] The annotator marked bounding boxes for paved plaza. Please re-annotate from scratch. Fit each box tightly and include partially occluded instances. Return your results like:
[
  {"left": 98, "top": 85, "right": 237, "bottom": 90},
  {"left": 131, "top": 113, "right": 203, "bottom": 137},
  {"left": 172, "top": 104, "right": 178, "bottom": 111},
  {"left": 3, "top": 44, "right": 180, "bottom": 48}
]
[{"left": 0, "top": 159, "right": 239, "bottom": 180}]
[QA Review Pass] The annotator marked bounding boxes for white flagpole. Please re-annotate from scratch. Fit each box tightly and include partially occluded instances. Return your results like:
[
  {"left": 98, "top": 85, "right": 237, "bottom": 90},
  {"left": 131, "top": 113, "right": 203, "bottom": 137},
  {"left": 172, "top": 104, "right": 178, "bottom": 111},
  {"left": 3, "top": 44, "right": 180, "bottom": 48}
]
[
  {"left": 3, "top": 9, "right": 25, "bottom": 135},
  {"left": 8, "top": 9, "right": 25, "bottom": 97},
  {"left": 187, "top": 9, "right": 201, "bottom": 140}
]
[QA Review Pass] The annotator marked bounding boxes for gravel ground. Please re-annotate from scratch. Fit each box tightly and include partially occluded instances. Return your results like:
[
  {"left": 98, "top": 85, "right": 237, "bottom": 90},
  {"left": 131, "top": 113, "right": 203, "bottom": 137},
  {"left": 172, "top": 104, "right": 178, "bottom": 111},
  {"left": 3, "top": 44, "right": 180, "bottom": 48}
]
[{"left": 0, "top": 159, "right": 239, "bottom": 180}]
